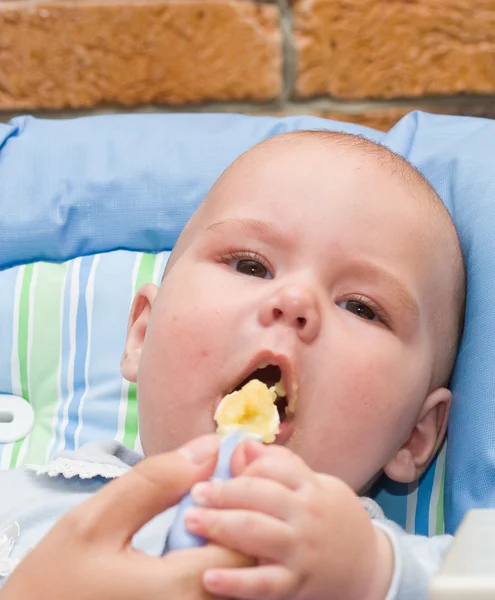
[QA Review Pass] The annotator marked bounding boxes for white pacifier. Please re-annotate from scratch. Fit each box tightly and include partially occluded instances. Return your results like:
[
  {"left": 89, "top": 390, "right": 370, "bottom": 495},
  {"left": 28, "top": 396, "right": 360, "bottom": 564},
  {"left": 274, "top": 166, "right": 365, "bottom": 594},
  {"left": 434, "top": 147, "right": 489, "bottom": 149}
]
[{"left": 0, "top": 395, "right": 34, "bottom": 443}]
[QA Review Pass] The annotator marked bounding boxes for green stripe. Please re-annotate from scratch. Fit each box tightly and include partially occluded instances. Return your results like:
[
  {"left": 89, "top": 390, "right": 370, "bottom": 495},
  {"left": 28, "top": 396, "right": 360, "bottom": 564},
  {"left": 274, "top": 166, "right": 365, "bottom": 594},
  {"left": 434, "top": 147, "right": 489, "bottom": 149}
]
[
  {"left": 10, "top": 264, "right": 35, "bottom": 468},
  {"left": 436, "top": 458, "right": 446, "bottom": 534},
  {"left": 9, "top": 437, "right": 24, "bottom": 469},
  {"left": 22, "top": 262, "right": 67, "bottom": 465},
  {"left": 122, "top": 254, "right": 158, "bottom": 449}
]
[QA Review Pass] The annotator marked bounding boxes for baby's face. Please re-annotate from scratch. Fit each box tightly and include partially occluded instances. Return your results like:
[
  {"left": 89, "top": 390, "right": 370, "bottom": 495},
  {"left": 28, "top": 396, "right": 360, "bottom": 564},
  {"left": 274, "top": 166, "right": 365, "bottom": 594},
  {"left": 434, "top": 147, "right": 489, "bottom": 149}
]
[{"left": 131, "top": 140, "right": 450, "bottom": 491}]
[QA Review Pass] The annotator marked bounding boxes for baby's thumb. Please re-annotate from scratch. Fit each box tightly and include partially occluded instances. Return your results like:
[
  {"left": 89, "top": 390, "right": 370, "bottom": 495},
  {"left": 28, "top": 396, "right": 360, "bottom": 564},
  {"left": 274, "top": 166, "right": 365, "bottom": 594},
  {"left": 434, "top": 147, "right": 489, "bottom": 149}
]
[{"left": 230, "top": 439, "right": 268, "bottom": 476}]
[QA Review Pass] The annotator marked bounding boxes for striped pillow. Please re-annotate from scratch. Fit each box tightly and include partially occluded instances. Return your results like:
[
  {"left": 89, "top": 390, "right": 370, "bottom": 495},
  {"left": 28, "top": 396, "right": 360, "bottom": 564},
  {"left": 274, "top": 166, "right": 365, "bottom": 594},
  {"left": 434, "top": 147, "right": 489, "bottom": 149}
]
[
  {"left": 374, "top": 445, "right": 446, "bottom": 536},
  {"left": 0, "top": 248, "right": 445, "bottom": 535},
  {"left": 0, "top": 250, "right": 169, "bottom": 469}
]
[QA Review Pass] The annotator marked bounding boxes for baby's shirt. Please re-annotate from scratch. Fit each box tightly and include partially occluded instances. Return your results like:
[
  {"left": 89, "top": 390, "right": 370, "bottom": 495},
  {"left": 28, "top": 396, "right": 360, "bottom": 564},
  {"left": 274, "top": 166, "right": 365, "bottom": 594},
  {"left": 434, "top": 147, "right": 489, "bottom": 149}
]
[
  {"left": 0, "top": 441, "right": 452, "bottom": 599},
  {"left": 0, "top": 441, "right": 176, "bottom": 581},
  {"left": 371, "top": 507, "right": 452, "bottom": 599}
]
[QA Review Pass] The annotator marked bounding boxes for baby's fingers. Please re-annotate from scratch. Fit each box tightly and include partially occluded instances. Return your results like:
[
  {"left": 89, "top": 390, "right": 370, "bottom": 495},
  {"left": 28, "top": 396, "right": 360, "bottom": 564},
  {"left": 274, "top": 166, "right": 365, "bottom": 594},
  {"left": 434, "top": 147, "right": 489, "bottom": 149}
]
[
  {"left": 185, "top": 508, "right": 293, "bottom": 562},
  {"left": 191, "top": 476, "right": 292, "bottom": 520},
  {"left": 233, "top": 442, "right": 312, "bottom": 490},
  {"left": 203, "top": 565, "right": 295, "bottom": 600}
]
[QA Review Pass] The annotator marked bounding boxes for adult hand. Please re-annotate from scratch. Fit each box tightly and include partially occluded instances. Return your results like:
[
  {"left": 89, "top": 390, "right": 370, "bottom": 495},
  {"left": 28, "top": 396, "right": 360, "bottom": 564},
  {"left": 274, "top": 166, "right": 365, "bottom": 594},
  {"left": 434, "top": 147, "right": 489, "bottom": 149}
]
[{"left": 0, "top": 435, "right": 251, "bottom": 600}]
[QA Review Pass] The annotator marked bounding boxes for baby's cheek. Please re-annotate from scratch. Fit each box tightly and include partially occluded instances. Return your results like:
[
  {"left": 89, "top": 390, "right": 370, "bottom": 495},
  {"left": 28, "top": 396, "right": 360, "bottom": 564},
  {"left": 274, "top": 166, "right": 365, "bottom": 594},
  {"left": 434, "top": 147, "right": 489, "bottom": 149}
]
[{"left": 328, "top": 353, "right": 387, "bottom": 415}]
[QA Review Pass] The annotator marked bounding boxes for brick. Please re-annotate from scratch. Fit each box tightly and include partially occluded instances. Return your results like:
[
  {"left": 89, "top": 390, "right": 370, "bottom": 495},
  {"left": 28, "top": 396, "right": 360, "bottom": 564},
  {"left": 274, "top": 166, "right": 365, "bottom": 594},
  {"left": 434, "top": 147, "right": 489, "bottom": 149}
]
[
  {"left": 0, "top": 0, "right": 281, "bottom": 109},
  {"left": 293, "top": 0, "right": 495, "bottom": 99}
]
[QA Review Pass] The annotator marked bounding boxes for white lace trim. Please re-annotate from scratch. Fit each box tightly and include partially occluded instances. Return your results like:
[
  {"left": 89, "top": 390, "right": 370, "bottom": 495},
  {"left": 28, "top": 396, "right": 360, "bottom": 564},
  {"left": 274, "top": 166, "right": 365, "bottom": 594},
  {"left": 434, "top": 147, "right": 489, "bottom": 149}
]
[{"left": 25, "top": 458, "right": 126, "bottom": 480}]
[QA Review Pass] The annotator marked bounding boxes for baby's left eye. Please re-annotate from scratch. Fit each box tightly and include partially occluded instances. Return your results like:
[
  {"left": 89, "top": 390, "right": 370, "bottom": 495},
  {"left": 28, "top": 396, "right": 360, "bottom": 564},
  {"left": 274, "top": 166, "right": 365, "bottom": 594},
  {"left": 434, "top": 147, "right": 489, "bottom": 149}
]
[
  {"left": 228, "top": 257, "right": 273, "bottom": 280},
  {"left": 338, "top": 299, "right": 378, "bottom": 321},
  {"left": 235, "top": 259, "right": 268, "bottom": 278}
]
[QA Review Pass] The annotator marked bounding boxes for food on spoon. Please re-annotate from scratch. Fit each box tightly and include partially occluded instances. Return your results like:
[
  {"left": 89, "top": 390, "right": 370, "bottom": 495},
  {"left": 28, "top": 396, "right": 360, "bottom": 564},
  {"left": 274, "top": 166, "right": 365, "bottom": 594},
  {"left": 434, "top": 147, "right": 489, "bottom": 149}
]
[{"left": 214, "top": 379, "right": 281, "bottom": 443}]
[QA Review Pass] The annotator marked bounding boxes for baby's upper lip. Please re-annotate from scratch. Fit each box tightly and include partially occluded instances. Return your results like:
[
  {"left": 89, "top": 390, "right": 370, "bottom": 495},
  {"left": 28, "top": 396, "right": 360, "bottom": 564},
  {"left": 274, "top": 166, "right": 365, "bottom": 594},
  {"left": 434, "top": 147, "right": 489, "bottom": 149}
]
[{"left": 222, "top": 350, "right": 297, "bottom": 415}]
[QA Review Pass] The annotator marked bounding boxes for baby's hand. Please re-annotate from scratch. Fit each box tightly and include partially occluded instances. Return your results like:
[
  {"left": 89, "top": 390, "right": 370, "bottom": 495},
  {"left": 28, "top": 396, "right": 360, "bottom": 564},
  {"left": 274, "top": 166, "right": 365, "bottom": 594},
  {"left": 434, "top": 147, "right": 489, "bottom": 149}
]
[{"left": 184, "top": 442, "right": 394, "bottom": 600}]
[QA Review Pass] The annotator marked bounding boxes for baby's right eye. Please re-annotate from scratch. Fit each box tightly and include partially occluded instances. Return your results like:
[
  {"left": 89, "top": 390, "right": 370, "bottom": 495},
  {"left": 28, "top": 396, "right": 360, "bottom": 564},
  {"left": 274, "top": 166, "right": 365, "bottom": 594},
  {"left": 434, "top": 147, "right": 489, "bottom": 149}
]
[
  {"left": 223, "top": 251, "right": 273, "bottom": 280},
  {"left": 235, "top": 259, "right": 269, "bottom": 279}
]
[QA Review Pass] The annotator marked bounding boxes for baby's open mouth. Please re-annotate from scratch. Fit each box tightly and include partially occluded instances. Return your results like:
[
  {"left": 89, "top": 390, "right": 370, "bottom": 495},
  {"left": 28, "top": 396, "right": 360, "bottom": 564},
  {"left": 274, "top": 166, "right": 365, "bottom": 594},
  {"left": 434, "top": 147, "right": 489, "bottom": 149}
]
[{"left": 233, "top": 364, "right": 289, "bottom": 423}]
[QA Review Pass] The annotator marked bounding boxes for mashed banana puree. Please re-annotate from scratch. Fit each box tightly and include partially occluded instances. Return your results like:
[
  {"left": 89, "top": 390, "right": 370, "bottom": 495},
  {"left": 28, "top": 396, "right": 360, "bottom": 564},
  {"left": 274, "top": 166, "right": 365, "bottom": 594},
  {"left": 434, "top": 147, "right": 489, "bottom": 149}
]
[{"left": 214, "top": 379, "right": 285, "bottom": 443}]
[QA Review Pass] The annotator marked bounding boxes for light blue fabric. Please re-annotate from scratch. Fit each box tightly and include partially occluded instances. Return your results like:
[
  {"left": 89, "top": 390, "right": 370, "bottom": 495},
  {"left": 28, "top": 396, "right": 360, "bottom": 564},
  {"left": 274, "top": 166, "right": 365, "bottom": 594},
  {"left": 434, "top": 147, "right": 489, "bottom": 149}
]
[
  {"left": 386, "top": 112, "right": 495, "bottom": 534},
  {"left": 0, "top": 114, "right": 382, "bottom": 270},
  {"left": 0, "top": 111, "right": 493, "bottom": 536}
]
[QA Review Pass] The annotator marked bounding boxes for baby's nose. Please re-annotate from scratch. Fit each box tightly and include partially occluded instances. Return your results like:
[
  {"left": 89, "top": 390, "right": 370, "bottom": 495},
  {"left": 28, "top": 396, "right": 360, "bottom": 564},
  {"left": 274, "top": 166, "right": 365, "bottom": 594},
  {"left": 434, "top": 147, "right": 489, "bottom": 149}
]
[{"left": 259, "top": 284, "right": 321, "bottom": 343}]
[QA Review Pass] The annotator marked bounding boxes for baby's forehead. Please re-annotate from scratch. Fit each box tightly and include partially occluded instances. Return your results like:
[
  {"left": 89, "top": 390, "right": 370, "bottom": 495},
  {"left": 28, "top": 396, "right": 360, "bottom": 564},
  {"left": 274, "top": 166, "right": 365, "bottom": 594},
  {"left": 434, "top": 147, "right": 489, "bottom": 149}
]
[
  {"left": 238, "top": 133, "right": 426, "bottom": 192},
  {"left": 212, "top": 136, "right": 431, "bottom": 219}
]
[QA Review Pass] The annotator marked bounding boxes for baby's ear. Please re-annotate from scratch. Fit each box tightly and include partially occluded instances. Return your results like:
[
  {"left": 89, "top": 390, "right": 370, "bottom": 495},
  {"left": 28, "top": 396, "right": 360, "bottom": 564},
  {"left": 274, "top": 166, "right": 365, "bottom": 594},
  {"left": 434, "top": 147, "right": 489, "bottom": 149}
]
[
  {"left": 121, "top": 283, "right": 158, "bottom": 383},
  {"left": 383, "top": 387, "right": 451, "bottom": 484}
]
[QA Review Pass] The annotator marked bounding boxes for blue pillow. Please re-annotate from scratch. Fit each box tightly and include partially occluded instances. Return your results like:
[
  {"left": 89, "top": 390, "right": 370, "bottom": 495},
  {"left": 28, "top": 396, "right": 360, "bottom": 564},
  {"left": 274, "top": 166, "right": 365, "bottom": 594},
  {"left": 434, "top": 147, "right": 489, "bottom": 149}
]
[
  {"left": 0, "top": 251, "right": 169, "bottom": 469},
  {"left": 0, "top": 111, "right": 492, "bottom": 536},
  {"left": 0, "top": 114, "right": 382, "bottom": 270},
  {"left": 384, "top": 112, "right": 495, "bottom": 533}
]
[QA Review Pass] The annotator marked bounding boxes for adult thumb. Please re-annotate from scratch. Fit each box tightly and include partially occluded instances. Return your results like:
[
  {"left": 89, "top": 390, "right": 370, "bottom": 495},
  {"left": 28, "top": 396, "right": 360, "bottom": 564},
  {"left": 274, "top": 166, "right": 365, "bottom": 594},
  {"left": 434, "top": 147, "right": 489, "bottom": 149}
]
[{"left": 68, "top": 435, "right": 220, "bottom": 546}]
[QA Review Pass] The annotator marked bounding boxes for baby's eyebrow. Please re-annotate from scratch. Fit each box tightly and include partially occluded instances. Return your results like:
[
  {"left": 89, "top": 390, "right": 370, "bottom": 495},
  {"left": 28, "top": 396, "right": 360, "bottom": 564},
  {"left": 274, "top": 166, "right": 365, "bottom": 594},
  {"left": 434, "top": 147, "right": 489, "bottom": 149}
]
[
  {"left": 354, "top": 262, "right": 420, "bottom": 322},
  {"left": 204, "top": 218, "right": 290, "bottom": 247}
]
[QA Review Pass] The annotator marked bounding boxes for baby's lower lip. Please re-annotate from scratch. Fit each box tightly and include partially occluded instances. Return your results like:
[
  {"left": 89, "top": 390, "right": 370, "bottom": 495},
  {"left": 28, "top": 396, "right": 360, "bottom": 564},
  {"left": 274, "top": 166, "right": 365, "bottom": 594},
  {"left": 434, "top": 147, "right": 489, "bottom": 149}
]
[{"left": 275, "top": 419, "right": 294, "bottom": 445}]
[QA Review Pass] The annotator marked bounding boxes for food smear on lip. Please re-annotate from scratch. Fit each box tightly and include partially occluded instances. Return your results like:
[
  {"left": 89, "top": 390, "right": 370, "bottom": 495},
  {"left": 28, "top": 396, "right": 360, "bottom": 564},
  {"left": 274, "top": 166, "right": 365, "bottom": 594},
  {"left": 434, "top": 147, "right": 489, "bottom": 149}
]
[
  {"left": 214, "top": 379, "right": 283, "bottom": 443},
  {"left": 288, "top": 380, "right": 297, "bottom": 414}
]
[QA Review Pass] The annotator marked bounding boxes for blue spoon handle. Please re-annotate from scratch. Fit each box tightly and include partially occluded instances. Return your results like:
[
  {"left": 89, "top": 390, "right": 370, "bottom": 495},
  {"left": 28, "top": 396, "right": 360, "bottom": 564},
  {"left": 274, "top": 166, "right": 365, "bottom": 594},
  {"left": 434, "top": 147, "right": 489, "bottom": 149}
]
[{"left": 163, "top": 431, "right": 254, "bottom": 553}]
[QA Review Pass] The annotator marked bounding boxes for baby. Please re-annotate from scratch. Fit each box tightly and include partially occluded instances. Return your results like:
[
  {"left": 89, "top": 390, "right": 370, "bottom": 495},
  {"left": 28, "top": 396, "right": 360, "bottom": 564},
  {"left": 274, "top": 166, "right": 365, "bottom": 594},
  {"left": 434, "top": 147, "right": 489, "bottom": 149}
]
[{"left": 0, "top": 131, "right": 466, "bottom": 600}]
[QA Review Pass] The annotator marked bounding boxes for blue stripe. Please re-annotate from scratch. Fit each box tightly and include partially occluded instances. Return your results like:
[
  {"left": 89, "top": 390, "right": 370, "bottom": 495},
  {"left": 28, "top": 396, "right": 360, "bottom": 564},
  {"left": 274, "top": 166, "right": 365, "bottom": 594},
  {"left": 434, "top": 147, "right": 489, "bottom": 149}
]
[
  {"left": 80, "top": 251, "right": 137, "bottom": 445},
  {"left": 0, "top": 267, "right": 19, "bottom": 465},
  {"left": 50, "top": 260, "right": 73, "bottom": 456},
  {"left": 62, "top": 256, "right": 93, "bottom": 451},
  {"left": 0, "top": 268, "right": 17, "bottom": 392},
  {"left": 415, "top": 456, "right": 436, "bottom": 535}
]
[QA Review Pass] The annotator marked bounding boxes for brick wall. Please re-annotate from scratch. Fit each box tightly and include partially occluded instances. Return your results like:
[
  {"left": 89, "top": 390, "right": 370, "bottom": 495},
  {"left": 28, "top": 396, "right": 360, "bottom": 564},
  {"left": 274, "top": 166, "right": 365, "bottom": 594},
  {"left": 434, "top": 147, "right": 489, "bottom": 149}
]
[{"left": 1, "top": 0, "right": 495, "bottom": 130}]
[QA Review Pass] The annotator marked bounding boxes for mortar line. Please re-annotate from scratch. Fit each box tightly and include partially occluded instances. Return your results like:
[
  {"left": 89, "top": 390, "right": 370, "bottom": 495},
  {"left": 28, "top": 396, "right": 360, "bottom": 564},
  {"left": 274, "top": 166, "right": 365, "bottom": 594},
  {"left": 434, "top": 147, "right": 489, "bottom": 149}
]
[
  {"left": 276, "top": 0, "right": 294, "bottom": 104},
  {"left": 2, "top": 94, "right": 495, "bottom": 123}
]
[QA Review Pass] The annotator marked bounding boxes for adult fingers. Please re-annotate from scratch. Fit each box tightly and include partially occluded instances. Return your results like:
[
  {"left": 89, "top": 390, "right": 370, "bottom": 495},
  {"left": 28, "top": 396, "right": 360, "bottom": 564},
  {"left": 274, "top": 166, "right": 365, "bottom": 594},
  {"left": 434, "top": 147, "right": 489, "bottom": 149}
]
[
  {"left": 88, "top": 544, "right": 253, "bottom": 600},
  {"left": 166, "top": 543, "right": 254, "bottom": 572},
  {"left": 62, "top": 435, "right": 220, "bottom": 547},
  {"left": 152, "top": 544, "right": 254, "bottom": 600}
]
